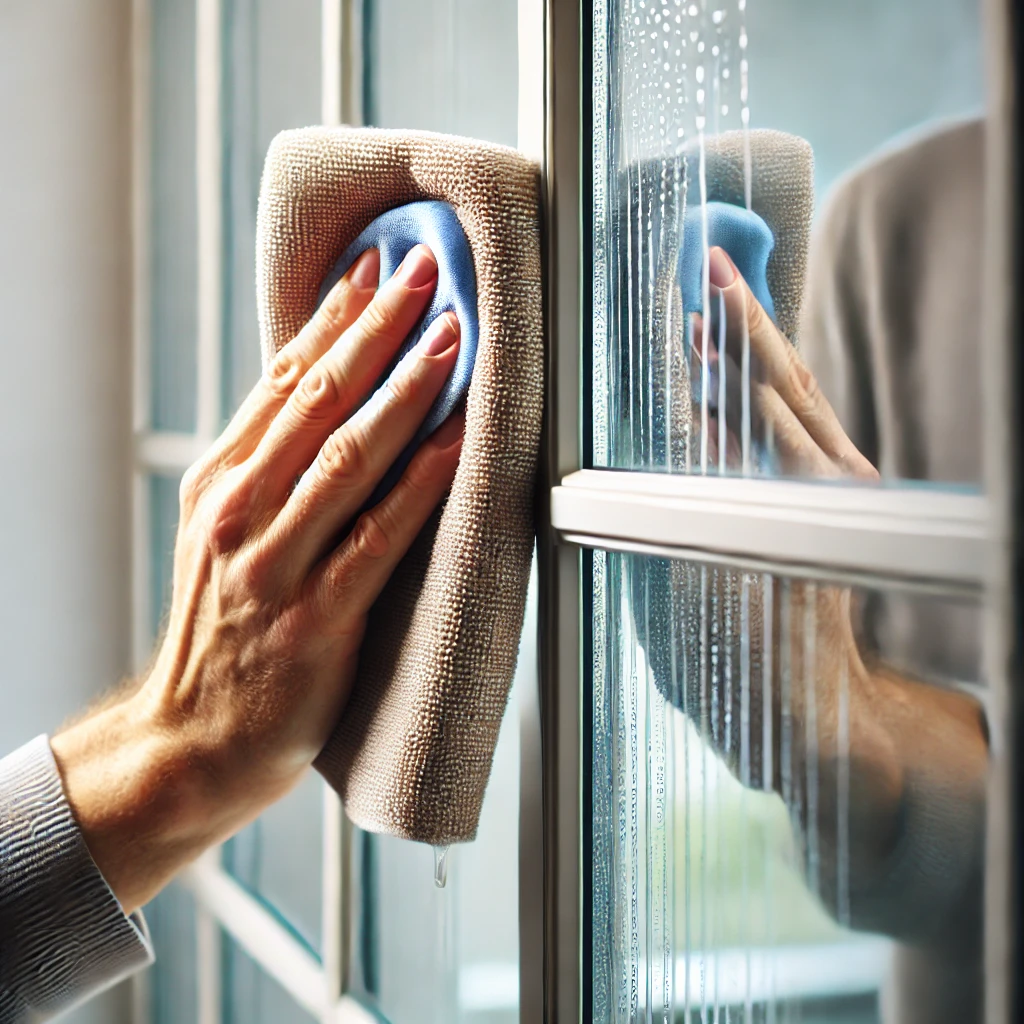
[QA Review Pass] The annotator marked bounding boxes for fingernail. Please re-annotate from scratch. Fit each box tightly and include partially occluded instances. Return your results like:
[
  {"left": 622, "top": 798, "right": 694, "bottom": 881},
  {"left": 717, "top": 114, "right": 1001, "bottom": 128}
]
[
  {"left": 708, "top": 247, "right": 736, "bottom": 289},
  {"left": 348, "top": 248, "right": 380, "bottom": 289},
  {"left": 398, "top": 244, "right": 438, "bottom": 288},
  {"left": 420, "top": 311, "right": 460, "bottom": 356}
]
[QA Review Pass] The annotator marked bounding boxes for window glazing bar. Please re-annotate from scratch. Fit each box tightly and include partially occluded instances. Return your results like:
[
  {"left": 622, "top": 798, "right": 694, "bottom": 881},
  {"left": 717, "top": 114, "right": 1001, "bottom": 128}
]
[
  {"left": 181, "top": 861, "right": 329, "bottom": 1019},
  {"left": 552, "top": 469, "right": 988, "bottom": 592},
  {"left": 524, "top": 0, "right": 584, "bottom": 1022}
]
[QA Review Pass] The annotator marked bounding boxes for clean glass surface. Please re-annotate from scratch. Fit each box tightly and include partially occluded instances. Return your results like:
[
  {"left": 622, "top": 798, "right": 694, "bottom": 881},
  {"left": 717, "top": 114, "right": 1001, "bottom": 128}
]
[
  {"left": 350, "top": 6, "right": 522, "bottom": 1021},
  {"left": 151, "top": 0, "right": 198, "bottom": 433},
  {"left": 349, "top": 637, "right": 526, "bottom": 1024},
  {"left": 147, "top": 883, "right": 198, "bottom": 1024},
  {"left": 224, "top": 769, "right": 324, "bottom": 955},
  {"left": 149, "top": 473, "right": 182, "bottom": 639},
  {"left": 590, "top": 547, "right": 985, "bottom": 1021},
  {"left": 364, "top": 0, "right": 518, "bottom": 146},
  {"left": 591, "top": 0, "right": 983, "bottom": 485},
  {"left": 222, "top": 935, "right": 320, "bottom": 1024},
  {"left": 222, "top": 0, "right": 322, "bottom": 419}
]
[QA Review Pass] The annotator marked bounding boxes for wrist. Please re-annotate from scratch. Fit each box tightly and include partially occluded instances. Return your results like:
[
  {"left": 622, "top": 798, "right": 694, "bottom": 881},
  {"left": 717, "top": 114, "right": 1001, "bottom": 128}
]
[{"left": 50, "top": 692, "right": 228, "bottom": 913}]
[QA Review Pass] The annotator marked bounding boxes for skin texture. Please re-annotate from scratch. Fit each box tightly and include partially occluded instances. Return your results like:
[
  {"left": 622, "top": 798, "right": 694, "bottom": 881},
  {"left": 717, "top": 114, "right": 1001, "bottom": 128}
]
[
  {"left": 696, "top": 246, "right": 988, "bottom": 939},
  {"left": 51, "top": 244, "right": 465, "bottom": 914}
]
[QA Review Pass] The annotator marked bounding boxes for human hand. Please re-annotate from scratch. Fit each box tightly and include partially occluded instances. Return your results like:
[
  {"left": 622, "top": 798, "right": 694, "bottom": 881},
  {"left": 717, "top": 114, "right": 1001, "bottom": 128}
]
[
  {"left": 693, "top": 245, "right": 878, "bottom": 481},
  {"left": 680, "top": 251, "right": 985, "bottom": 928},
  {"left": 51, "top": 244, "right": 465, "bottom": 913}
]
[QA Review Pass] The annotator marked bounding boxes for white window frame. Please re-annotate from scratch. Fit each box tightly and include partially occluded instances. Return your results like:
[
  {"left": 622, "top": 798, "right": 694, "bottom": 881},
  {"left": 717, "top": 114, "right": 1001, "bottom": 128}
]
[{"left": 128, "top": 0, "right": 1020, "bottom": 1020}]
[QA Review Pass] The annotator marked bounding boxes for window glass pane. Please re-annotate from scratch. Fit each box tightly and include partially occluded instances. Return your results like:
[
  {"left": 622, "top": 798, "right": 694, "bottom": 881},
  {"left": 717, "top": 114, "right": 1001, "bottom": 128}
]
[
  {"left": 147, "top": 883, "right": 198, "bottom": 1024},
  {"left": 224, "top": 769, "right": 324, "bottom": 955},
  {"left": 590, "top": 547, "right": 986, "bottom": 1021},
  {"left": 349, "top": 7, "right": 522, "bottom": 1021},
  {"left": 348, "top": 585, "right": 531, "bottom": 1024},
  {"left": 151, "top": 0, "right": 198, "bottom": 432},
  {"left": 590, "top": 0, "right": 984, "bottom": 488},
  {"left": 222, "top": 935, "right": 320, "bottom": 1024},
  {"left": 149, "top": 472, "right": 182, "bottom": 640},
  {"left": 364, "top": 0, "right": 518, "bottom": 146},
  {"left": 223, "top": 0, "right": 322, "bottom": 419}
]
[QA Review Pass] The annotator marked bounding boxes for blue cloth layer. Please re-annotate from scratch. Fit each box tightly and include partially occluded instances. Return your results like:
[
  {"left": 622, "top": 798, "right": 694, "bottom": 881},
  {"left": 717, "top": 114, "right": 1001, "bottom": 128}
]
[
  {"left": 678, "top": 200, "right": 776, "bottom": 321},
  {"left": 318, "top": 200, "right": 478, "bottom": 501},
  {"left": 680, "top": 201, "right": 775, "bottom": 412}
]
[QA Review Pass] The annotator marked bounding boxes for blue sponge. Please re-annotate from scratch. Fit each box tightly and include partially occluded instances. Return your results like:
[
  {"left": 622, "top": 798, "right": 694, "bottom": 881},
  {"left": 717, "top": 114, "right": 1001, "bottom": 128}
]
[
  {"left": 678, "top": 200, "right": 776, "bottom": 321},
  {"left": 318, "top": 200, "right": 478, "bottom": 501}
]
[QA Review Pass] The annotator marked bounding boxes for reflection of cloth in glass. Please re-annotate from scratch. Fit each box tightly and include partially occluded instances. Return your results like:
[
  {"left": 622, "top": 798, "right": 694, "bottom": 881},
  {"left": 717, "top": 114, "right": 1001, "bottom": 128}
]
[{"left": 678, "top": 200, "right": 776, "bottom": 322}]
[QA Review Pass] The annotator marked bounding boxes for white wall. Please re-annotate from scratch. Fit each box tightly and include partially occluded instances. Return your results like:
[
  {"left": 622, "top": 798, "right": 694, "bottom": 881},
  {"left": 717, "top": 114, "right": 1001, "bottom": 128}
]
[{"left": 0, "top": 3, "right": 134, "bottom": 1022}]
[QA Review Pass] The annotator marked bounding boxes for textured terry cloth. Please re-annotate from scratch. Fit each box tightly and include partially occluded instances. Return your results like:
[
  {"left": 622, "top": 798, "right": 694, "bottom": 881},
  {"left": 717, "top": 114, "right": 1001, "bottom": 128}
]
[
  {"left": 317, "top": 200, "right": 479, "bottom": 502},
  {"left": 800, "top": 117, "right": 986, "bottom": 1024},
  {"left": 257, "top": 127, "right": 542, "bottom": 845},
  {"left": 0, "top": 736, "right": 153, "bottom": 1021}
]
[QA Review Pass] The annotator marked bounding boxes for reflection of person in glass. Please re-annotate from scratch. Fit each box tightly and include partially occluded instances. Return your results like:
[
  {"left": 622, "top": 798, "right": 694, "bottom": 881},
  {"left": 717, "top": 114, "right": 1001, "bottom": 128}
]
[{"left": 690, "top": 117, "right": 986, "bottom": 1024}]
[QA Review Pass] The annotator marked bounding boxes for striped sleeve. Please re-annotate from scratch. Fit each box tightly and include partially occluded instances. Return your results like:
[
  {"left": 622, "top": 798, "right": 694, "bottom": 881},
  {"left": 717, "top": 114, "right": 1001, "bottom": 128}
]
[{"left": 0, "top": 736, "right": 154, "bottom": 1022}]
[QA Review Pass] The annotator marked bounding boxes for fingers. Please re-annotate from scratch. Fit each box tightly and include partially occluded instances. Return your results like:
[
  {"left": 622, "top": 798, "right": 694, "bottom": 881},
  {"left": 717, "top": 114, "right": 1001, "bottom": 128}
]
[
  {"left": 181, "top": 249, "right": 382, "bottom": 512},
  {"left": 707, "top": 247, "right": 877, "bottom": 480},
  {"left": 265, "top": 312, "right": 462, "bottom": 580},
  {"left": 306, "top": 410, "right": 466, "bottom": 620},
  {"left": 249, "top": 245, "right": 441, "bottom": 508}
]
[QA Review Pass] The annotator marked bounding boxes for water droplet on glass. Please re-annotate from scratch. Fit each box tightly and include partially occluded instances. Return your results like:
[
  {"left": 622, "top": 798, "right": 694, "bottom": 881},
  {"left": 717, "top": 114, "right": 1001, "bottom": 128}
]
[
  {"left": 434, "top": 845, "right": 449, "bottom": 888},
  {"left": 697, "top": 40, "right": 705, "bottom": 53},
  {"left": 712, "top": 8, "right": 725, "bottom": 24}
]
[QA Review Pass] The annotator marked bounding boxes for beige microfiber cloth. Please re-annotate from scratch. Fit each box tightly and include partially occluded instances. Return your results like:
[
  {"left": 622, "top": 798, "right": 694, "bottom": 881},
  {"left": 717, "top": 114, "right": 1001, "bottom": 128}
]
[{"left": 256, "top": 128, "right": 543, "bottom": 845}]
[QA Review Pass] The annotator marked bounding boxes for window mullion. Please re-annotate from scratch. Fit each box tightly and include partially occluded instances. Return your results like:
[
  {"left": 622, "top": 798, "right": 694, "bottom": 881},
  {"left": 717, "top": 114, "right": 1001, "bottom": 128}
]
[{"left": 552, "top": 469, "right": 988, "bottom": 594}]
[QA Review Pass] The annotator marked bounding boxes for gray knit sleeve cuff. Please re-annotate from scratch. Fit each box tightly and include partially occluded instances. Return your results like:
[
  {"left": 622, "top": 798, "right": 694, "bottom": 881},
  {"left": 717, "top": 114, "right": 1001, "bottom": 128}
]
[{"left": 0, "top": 735, "right": 154, "bottom": 1021}]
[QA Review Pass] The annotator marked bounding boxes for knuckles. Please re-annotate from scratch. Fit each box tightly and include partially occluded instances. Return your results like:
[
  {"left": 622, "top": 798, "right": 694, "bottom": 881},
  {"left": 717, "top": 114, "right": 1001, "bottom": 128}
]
[
  {"left": 196, "top": 468, "right": 256, "bottom": 556},
  {"left": 296, "top": 366, "right": 342, "bottom": 420},
  {"left": 350, "top": 509, "right": 391, "bottom": 561},
  {"left": 358, "top": 296, "right": 401, "bottom": 341},
  {"left": 316, "top": 429, "right": 366, "bottom": 485},
  {"left": 264, "top": 349, "right": 302, "bottom": 399}
]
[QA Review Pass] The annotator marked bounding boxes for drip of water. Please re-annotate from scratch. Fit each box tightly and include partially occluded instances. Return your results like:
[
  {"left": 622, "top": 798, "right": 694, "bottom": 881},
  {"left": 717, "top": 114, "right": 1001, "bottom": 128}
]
[{"left": 433, "top": 845, "right": 449, "bottom": 889}]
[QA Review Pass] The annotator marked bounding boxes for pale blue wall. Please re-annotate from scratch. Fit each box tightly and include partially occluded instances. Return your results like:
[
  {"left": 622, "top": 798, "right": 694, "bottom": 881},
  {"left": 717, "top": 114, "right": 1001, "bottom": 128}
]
[{"left": 746, "top": 0, "right": 983, "bottom": 206}]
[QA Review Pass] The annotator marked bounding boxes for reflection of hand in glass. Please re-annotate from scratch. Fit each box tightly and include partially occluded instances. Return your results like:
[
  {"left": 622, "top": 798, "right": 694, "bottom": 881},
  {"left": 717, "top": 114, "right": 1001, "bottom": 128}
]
[
  {"left": 675, "top": 246, "right": 988, "bottom": 950},
  {"left": 693, "top": 245, "right": 877, "bottom": 480}
]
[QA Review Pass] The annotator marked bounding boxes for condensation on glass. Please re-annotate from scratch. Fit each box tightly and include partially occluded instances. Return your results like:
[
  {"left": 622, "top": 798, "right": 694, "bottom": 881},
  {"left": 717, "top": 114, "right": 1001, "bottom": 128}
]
[
  {"left": 591, "top": 0, "right": 984, "bottom": 485},
  {"left": 590, "top": 548, "right": 985, "bottom": 1021},
  {"left": 588, "top": 2, "right": 988, "bottom": 1019}
]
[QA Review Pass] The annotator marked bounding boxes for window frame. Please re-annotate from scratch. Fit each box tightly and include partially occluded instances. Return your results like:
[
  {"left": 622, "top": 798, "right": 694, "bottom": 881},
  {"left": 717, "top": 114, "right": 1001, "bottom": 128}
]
[
  {"left": 535, "top": 0, "right": 1021, "bottom": 1019},
  {"left": 128, "top": 0, "right": 1021, "bottom": 1020}
]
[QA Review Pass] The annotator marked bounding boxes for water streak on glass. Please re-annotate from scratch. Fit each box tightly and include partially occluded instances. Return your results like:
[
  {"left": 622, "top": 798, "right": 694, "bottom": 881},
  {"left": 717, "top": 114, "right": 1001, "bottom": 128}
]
[{"left": 803, "top": 584, "right": 821, "bottom": 898}]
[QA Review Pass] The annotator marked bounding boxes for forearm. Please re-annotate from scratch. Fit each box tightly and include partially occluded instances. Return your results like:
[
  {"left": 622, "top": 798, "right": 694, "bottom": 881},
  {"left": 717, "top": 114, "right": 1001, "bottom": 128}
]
[
  {"left": 810, "top": 665, "right": 987, "bottom": 949},
  {"left": 49, "top": 689, "right": 257, "bottom": 915}
]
